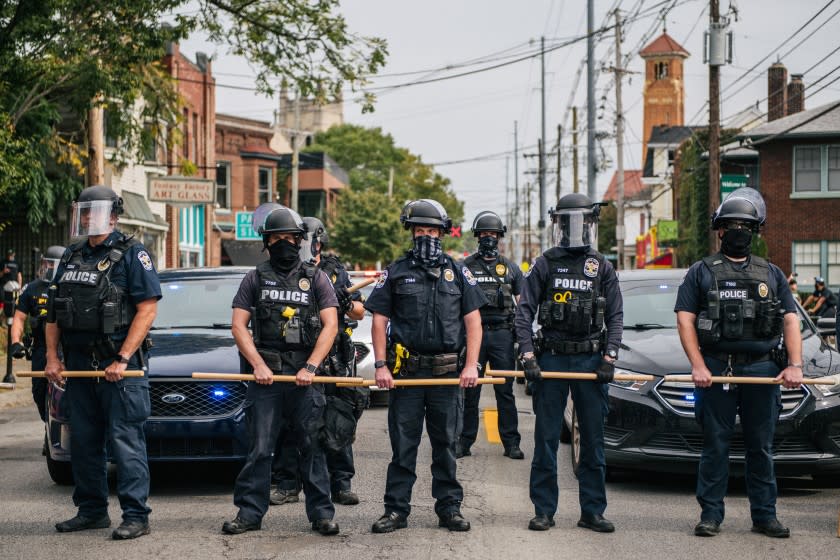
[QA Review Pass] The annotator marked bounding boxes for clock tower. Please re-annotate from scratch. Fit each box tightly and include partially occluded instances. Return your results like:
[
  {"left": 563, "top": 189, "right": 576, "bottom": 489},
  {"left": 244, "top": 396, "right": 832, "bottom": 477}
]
[{"left": 640, "top": 32, "right": 689, "bottom": 161}]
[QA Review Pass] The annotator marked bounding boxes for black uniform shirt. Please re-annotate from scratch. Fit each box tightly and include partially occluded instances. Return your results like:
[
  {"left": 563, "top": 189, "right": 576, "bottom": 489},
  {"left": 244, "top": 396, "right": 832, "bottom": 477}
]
[
  {"left": 515, "top": 249, "right": 623, "bottom": 356},
  {"left": 812, "top": 286, "right": 838, "bottom": 308},
  {"left": 232, "top": 261, "right": 338, "bottom": 312},
  {"left": 364, "top": 252, "right": 487, "bottom": 354},
  {"left": 17, "top": 278, "right": 50, "bottom": 345}
]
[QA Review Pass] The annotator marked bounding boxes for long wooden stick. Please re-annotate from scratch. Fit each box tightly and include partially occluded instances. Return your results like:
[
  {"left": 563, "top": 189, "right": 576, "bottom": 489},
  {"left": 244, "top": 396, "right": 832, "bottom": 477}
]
[
  {"left": 17, "top": 371, "right": 145, "bottom": 378},
  {"left": 336, "top": 378, "right": 506, "bottom": 388},
  {"left": 485, "top": 366, "right": 654, "bottom": 382},
  {"left": 663, "top": 374, "right": 836, "bottom": 386},
  {"left": 192, "top": 372, "right": 365, "bottom": 384},
  {"left": 347, "top": 276, "right": 377, "bottom": 294}
]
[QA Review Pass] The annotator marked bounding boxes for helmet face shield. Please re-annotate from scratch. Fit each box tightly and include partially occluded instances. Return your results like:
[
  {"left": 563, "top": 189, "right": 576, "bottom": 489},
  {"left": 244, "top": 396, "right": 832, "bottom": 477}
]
[
  {"left": 70, "top": 200, "right": 115, "bottom": 237},
  {"left": 298, "top": 232, "right": 320, "bottom": 263},
  {"left": 39, "top": 257, "right": 61, "bottom": 282},
  {"left": 552, "top": 209, "right": 597, "bottom": 249}
]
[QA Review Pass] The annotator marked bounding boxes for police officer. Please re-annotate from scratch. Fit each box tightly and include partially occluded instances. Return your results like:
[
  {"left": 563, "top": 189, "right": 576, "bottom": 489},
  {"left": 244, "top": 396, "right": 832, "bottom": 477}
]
[
  {"left": 223, "top": 204, "right": 340, "bottom": 537},
  {"left": 1, "top": 248, "right": 22, "bottom": 287},
  {"left": 366, "top": 199, "right": 486, "bottom": 533},
  {"left": 10, "top": 246, "right": 65, "bottom": 423},
  {"left": 44, "top": 186, "right": 161, "bottom": 540},
  {"left": 802, "top": 276, "right": 837, "bottom": 318},
  {"left": 674, "top": 187, "right": 801, "bottom": 538},
  {"left": 456, "top": 211, "right": 524, "bottom": 460},
  {"left": 515, "top": 193, "right": 623, "bottom": 533},
  {"left": 270, "top": 216, "right": 366, "bottom": 507}
]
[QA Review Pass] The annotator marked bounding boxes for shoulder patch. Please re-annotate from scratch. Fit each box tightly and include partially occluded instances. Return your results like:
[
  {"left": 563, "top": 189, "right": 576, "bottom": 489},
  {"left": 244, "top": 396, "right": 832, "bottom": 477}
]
[
  {"left": 583, "top": 257, "right": 599, "bottom": 278},
  {"left": 137, "top": 251, "right": 153, "bottom": 271},
  {"left": 461, "top": 266, "right": 478, "bottom": 286},
  {"left": 375, "top": 269, "right": 388, "bottom": 289}
]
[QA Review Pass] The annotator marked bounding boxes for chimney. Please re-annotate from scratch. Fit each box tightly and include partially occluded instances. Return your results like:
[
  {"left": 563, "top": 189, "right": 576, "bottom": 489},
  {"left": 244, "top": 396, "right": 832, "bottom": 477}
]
[
  {"left": 786, "top": 74, "right": 805, "bottom": 115},
  {"left": 768, "top": 61, "right": 788, "bottom": 121}
]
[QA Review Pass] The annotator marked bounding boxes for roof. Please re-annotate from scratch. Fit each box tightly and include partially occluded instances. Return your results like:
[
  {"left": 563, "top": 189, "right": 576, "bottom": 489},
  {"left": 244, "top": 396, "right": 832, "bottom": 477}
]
[
  {"left": 121, "top": 191, "right": 168, "bottom": 227},
  {"left": 739, "top": 101, "right": 840, "bottom": 141},
  {"left": 276, "top": 152, "right": 349, "bottom": 185},
  {"left": 639, "top": 32, "right": 689, "bottom": 58},
  {"left": 603, "top": 170, "right": 646, "bottom": 201},
  {"left": 647, "top": 125, "right": 699, "bottom": 147},
  {"left": 240, "top": 143, "right": 280, "bottom": 157}
]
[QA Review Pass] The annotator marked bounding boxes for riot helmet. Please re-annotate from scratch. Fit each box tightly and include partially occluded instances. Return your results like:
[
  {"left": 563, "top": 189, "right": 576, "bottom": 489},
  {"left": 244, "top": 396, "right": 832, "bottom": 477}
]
[
  {"left": 70, "top": 185, "right": 124, "bottom": 237},
  {"left": 548, "top": 193, "right": 602, "bottom": 250},
  {"left": 711, "top": 187, "right": 766, "bottom": 231},
  {"left": 300, "top": 217, "right": 328, "bottom": 261},
  {"left": 254, "top": 203, "right": 306, "bottom": 249},
  {"left": 471, "top": 211, "right": 506, "bottom": 237},
  {"left": 400, "top": 199, "right": 452, "bottom": 234},
  {"left": 39, "top": 245, "right": 66, "bottom": 282}
]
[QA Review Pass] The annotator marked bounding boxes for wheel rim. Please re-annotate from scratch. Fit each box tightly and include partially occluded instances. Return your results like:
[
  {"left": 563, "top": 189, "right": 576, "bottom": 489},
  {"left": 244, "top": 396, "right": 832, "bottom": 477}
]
[{"left": 572, "top": 410, "right": 581, "bottom": 470}]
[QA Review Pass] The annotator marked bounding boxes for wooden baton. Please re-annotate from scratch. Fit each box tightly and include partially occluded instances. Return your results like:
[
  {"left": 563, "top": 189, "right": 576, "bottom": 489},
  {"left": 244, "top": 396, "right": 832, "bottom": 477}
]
[
  {"left": 192, "top": 372, "right": 366, "bottom": 384},
  {"left": 663, "top": 374, "right": 837, "bottom": 386},
  {"left": 346, "top": 276, "right": 378, "bottom": 294},
  {"left": 335, "top": 378, "right": 506, "bottom": 388},
  {"left": 485, "top": 366, "right": 654, "bottom": 382},
  {"left": 17, "top": 371, "right": 145, "bottom": 378}
]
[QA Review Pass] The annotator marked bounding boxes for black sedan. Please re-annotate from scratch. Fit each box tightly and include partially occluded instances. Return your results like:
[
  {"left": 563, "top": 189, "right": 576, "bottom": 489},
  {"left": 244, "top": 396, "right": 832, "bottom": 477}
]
[
  {"left": 563, "top": 268, "right": 840, "bottom": 481},
  {"left": 45, "top": 267, "right": 249, "bottom": 484}
]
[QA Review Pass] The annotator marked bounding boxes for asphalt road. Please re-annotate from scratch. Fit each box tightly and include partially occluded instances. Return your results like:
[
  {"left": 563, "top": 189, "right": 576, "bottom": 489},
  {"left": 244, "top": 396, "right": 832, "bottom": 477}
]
[{"left": 1, "top": 384, "right": 839, "bottom": 560}]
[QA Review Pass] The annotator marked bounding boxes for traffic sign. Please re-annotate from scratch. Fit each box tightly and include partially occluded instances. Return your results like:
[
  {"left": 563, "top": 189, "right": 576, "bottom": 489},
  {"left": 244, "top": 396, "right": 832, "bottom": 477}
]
[
  {"left": 235, "top": 212, "right": 260, "bottom": 240},
  {"left": 720, "top": 174, "right": 748, "bottom": 200}
]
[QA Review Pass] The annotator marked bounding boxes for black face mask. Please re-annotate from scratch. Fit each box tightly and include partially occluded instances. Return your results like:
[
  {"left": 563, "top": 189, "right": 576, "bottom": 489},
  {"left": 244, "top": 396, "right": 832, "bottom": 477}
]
[
  {"left": 268, "top": 239, "right": 300, "bottom": 272},
  {"left": 477, "top": 236, "right": 499, "bottom": 259},
  {"left": 412, "top": 235, "right": 442, "bottom": 266},
  {"left": 721, "top": 228, "right": 753, "bottom": 258}
]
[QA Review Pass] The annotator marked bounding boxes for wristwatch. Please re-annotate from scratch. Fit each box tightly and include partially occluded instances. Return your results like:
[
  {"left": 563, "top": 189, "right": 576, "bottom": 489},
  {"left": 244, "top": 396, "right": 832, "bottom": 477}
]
[
  {"left": 374, "top": 360, "right": 387, "bottom": 369},
  {"left": 304, "top": 362, "right": 319, "bottom": 374},
  {"left": 115, "top": 354, "right": 130, "bottom": 365},
  {"left": 607, "top": 349, "right": 618, "bottom": 359}
]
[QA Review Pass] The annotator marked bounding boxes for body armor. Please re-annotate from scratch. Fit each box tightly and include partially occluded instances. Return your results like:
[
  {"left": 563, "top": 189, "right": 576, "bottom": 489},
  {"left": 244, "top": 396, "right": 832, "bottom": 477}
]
[
  {"left": 319, "top": 254, "right": 355, "bottom": 377},
  {"left": 24, "top": 279, "right": 50, "bottom": 344},
  {"left": 537, "top": 249, "right": 606, "bottom": 348},
  {"left": 463, "top": 254, "right": 515, "bottom": 323},
  {"left": 54, "top": 237, "right": 137, "bottom": 338},
  {"left": 696, "top": 253, "right": 784, "bottom": 353}
]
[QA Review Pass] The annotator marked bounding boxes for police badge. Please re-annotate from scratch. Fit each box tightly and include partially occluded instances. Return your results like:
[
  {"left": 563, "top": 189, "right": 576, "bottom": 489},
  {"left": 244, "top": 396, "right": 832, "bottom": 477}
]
[
  {"left": 444, "top": 269, "right": 455, "bottom": 282},
  {"left": 298, "top": 278, "right": 311, "bottom": 291},
  {"left": 758, "top": 282, "right": 769, "bottom": 298},
  {"left": 97, "top": 258, "right": 110, "bottom": 272},
  {"left": 495, "top": 263, "right": 506, "bottom": 276}
]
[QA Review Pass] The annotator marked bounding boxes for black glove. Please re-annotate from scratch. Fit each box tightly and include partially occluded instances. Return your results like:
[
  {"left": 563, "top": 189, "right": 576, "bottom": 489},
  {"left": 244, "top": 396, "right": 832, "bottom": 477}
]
[
  {"left": 595, "top": 358, "right": 615, "bottom": 384},
  {"left": 336, "top": 287, "right": 353, "bottom": 316},
  {"left": 521, "top": 355, "right": 541, "bottom": 382},
  {"left": 10, "top": 342, "right": 25, "bottom": 359}
]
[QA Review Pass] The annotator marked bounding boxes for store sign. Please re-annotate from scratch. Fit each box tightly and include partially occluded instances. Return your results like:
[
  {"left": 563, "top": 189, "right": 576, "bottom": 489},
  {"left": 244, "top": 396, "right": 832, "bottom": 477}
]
[
  {"left": 235, "top": 212, "right": 261, "bottom": 240},
  {"left": 148, "top": 176, "right": 216, "bottom": 204},
  {"left": 657, "top": 220, "right": 679, "bottom": 246},
  {"left": 720, "top": 174, "right": 748, "bottom": 199}
]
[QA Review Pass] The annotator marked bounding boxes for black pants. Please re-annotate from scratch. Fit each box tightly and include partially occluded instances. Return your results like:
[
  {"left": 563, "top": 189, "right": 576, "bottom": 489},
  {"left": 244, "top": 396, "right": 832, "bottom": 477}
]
[
  {"left": 31, "top": 346, "right": 47, "bottom": 422},
  {"left": 233, "top": 382, "right": 333, "bottom": 523},
  {"left": 272, "top": 426, "right": 355, "bottom": 495},
  {"left": 384, "top": 378, "right": 462, "bottom": 518},
  {"left": 459, "top": 327, "right": 520, "bottom": 450}
]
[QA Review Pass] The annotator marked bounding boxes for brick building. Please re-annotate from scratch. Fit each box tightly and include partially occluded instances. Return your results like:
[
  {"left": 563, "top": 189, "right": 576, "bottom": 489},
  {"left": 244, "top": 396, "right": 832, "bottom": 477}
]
[{"left": 639, "top": 32, "right": 689, "bottom": 162}]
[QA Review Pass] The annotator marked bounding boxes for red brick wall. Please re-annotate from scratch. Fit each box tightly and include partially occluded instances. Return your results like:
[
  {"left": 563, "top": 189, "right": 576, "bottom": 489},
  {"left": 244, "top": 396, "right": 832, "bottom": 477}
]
[
  {"left": 642, "top": 57, "right": 685, "bottom": 160},
  {"left": 758, "top": 139, "right": 840, "bottom": 274}
]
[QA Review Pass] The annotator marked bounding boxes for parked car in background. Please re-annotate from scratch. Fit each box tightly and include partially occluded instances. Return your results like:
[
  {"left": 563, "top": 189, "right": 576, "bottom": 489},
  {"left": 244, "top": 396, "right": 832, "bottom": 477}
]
[
  {"left": 562, "top": 268, "right": 840, "bottom": 481},
  {"left": 347, "top": 270, "right": 387, "bottom": 406},
  {"left": 45, "top": 267, "right": 249, "bottom": 484}
]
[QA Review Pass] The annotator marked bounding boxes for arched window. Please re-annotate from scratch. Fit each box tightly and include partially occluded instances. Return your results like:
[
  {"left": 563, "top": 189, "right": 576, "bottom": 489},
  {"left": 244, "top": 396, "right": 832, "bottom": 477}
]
[{"left": 655, "top": 61, "right": 669, "bottom": 80}]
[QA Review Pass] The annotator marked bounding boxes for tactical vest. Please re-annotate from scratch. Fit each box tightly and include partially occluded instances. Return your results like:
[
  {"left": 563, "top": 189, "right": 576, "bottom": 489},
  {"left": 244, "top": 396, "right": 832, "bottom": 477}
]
[
  {"left": 319, "top": 254, "right": 355, "bottom": 376},
  {"left": 464, "top": 254, "right": 515, "bottom": 322},
  {"left": 387, "top": 253, "right": 465, "bottom": 355},
  {"left": 696, "top": 253, "right": 784, "bottom": 352},
  {"left": 253, "top": 261, "right": 322, "bottom": 353},
  {"left": 54, "top": 237, "right": 137, "bottom": 337},
  {"left": 538, "top": 249, "right": 606, "bottom": 341},
  {"left": 24, "top": 279, "right": 50, "bottom": 343}
]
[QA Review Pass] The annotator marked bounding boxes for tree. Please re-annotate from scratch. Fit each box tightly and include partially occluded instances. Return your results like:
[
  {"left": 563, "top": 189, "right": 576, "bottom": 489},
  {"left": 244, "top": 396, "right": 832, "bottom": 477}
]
[
  {"left": 0, "top": 1, "right": 387, "bottom": 229},
  {"left": 331, "top": 189, "right": 403, "bottom": 268},
  {"left": 305, "top": 124, "right": 466, "bottom": 263},
  {"left": 597, "top": 202, "right": 617, "bottom": 257}
]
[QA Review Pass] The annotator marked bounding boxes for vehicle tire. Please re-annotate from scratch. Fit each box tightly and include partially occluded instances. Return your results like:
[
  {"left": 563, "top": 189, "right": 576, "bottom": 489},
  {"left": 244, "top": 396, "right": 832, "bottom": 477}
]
[
  {"left": 45, "top": 436, "right": 74, "bottom": 486},
  {"left": 560, "top": 415, "right": 572, "bottom": 444},
  {"left": 570, "top": 409, "right": 581, "bottom": 478}
]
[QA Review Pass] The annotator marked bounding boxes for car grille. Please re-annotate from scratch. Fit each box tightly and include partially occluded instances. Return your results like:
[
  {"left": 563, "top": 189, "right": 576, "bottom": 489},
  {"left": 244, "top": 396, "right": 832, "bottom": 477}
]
[
  {"left": 146, "top": 437, "right": 234, "bottom": 458},
  {"left": 149, "top": 380, "right": 247, "bottom": 418},
  {"left": 603, "top": 426, "right": 633, "bottom": 446},
  {"left": 354, "top": 342, "right": 370, "bottom": 364},
  {"left": 643, "top": 432, "right": 820, "bottom": 456},
  {"left": 654, "top": 380, "right": 809, "bottom": 418}
]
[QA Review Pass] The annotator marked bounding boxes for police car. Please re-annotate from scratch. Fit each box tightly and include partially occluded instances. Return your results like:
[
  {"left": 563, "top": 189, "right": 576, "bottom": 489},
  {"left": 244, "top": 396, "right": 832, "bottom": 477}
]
[
  {"left": 561, "top": 268, "right": 840, "bottom": 481},
  {"left": 45, "top": 267, "right": 250, "bottom": 484}
]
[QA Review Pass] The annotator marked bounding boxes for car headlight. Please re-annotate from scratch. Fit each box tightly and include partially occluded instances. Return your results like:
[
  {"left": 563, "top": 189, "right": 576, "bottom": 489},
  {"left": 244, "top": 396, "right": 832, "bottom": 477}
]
[
  {"left": 609, "top": 368, "right": 649, "bottom": 391},
  {"left": 814, "top": 374, "right": 840, "bottom": 397}
]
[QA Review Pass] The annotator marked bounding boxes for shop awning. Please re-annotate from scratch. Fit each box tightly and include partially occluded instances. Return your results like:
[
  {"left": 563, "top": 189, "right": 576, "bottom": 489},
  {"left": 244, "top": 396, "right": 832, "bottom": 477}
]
[
  {"left": 121, "top": 191, "right": 169, "bottom": 232},
  {"left": 222, "top": 240, "right": 265, "bottom": 266}
]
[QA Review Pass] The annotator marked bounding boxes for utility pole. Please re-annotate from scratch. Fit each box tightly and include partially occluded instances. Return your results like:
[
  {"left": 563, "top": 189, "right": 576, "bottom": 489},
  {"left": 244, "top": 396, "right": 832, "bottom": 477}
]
[
  {"left": 613, "top": 10, "right": 626, "bottom": 270},
  {"left": 572, "top": 107, "right": 579, "bottom": 193},
  {"left": 505, "top": 157, "right": 510, "bottom": 227},
  {"left": 290, "top": 90, "right": 302, "bottom": 211},
  {"left": 539, "top": 36, "right": 547, "bottom": 252},
  {"left": 525, "top": 182, "right": 532, "bottom": 261},
  {"left": 387, "top": 166, "right": 394, "bottom": 198},
  {"left": 514, "top": 121, "right": 521, "bottom": 264},
  {"left": 555, "top": 124, "right": 562, "bottom": 202},
  {"left": 586, "top": 0, "right": 597, "bottom": 200},
  {"left": 707, "top": 0, "right": 721, "bottom": 253},
  {"left": 88, "top": 105, "right": 105, "bottom": 186}
]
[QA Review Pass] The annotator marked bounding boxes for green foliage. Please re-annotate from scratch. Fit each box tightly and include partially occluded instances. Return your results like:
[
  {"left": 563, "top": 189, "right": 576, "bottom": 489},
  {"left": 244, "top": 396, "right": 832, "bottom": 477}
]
[
  {"left": 597, "top": 202, "right": 617, "bottom": 256},
  {"left": 331, "top": 189, "right": 404, "bottom": 267},
  {"left": 305, "top": 124, "right": 466, "bottom": 264}
]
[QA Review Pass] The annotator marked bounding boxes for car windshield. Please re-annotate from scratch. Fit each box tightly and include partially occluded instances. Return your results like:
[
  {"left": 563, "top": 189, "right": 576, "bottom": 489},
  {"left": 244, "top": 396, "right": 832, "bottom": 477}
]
[
  {"left": 154, "top": 276, "right": 242, "bottom": 329},
  {"left": 621, "top": 281, "right": 679, "bottom": 328}
]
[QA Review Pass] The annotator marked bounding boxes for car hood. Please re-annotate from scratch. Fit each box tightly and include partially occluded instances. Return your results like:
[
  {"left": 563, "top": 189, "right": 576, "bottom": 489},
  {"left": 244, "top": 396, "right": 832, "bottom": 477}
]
[
  {"left": 617, "top": 328, "right": 688, "bottom": 377},
  {"left": 148, "top": 328, "right": 240, "bottom": 378}
]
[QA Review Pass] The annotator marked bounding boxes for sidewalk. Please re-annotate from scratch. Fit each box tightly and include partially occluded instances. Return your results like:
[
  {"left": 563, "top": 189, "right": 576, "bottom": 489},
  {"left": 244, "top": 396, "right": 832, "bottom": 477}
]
[{"left": 0, "top": 358, "right": 37, "bottom": 410}]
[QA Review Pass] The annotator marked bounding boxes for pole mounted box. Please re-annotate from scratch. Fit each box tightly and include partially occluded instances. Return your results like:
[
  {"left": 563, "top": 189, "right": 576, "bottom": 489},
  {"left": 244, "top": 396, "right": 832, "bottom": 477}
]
[{"left": 704, "top": 22, "right": 733, "bottom": 67}]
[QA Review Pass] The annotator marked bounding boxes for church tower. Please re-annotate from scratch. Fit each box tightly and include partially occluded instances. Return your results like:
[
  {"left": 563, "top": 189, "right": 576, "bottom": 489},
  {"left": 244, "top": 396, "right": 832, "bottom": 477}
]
[{"left": 639, "top": 32, "right": 689, "bottom": 162}]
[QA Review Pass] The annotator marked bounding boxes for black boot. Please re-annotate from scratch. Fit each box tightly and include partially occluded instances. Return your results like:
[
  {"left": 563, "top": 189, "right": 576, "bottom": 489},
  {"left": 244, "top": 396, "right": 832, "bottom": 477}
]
[
  {"left": 455, "top": 441, "right": 471, "bottom": 459},
  {"left": 332, "top": 490, "right": 360, "bottom": 505},
  {"left": 694, "top": 519, "right": 721, "bottom": 537},
  {"left": 312, "top": 519, "right": 340, "bottom": 535},
  {"left": 112, "top": 520, "right": 150, "bottom": 540},
  {"left": 528, "top": 514, "right": 555, "bottom": 531},
  {"left": 751, "top": 518, "right": 790, "bottom": 538},
  {"left": 55, "top": 514, "right": 111, "bottom": 533},
  {"left": 504, "top": 445, "right": 525, "bottom": 460},
  {"left": 438, "top": 511, "right": 471, "bottom": 532},
  {"left": 221, "top": 515, "right": 261, "bottom": 535},
  {"left": 577, "top": 513, "right": 615, "bottom": 533},
  {"left": 371, "top": 512, "right": 408, "bottom": 533}
]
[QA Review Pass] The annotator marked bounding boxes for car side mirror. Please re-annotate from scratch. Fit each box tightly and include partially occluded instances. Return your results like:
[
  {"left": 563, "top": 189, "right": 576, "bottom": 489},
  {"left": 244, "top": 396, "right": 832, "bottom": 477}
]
[{"left": 816, "top": 316, "right": 836, "bottom": 339}]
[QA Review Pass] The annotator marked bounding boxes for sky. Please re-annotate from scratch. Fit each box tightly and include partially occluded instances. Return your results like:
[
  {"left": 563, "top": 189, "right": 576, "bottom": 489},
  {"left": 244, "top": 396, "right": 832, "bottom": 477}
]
[{"left": 177, "top": 0, "right": 840, "bottom": 231}]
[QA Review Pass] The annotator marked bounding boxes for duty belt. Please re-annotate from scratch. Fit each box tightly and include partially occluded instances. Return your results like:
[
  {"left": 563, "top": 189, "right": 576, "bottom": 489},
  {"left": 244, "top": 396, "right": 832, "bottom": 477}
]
[
  {"left": 401, "top": 351, "right": 461, "bottom": 376},
  {"left": 257, "top": 348, "right": 310, "bottom": 373},
  {"left": 543, "top": 339, "right": 601, "bottom": 355},
  {"left": 483, "top": 320, "right": 513, "bottom": 331},
  {"left": 703, "top": 351, "right": 771, "bottom": 365}
]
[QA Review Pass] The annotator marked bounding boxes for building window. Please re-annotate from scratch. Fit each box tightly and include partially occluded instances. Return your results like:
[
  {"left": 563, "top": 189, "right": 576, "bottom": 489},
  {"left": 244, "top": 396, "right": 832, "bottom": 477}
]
[
  {"left": 104, "top": 110, "right": 119, "bottom": 149},
  {"left": 655, "top": 61, "right": 669, "bottom": 80},
  {"left": 143, "top": 123, "right": 159, "bottom": 163},
  {"left": 793, "top": 240, "right": 840, "bottom": 287},
  {"left": 258, "top": 167, "right": 273, "bottom": 204},
  {"left": 192, "top": 113, "right": 199, "bottom": 163},
  {"left": 829, "top": 147, "right": 840, "bottom": 191},
  {"left": 216, "top": 161, "right": 231, "bottom": 209},
  {"left": 182, "top": 108, "right": 189, "bottom": 159},
  {"left": 793, "top": 145, "right": 840, "bottom": 194}
]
